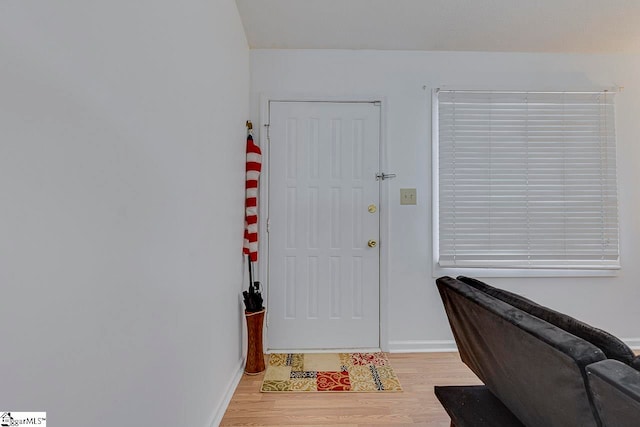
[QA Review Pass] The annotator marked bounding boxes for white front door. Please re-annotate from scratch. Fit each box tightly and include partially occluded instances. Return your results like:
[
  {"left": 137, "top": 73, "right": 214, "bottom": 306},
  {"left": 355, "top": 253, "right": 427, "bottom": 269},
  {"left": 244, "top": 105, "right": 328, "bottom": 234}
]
[{"left": 266, "top": 101, "right": 381, "bottom": 351}]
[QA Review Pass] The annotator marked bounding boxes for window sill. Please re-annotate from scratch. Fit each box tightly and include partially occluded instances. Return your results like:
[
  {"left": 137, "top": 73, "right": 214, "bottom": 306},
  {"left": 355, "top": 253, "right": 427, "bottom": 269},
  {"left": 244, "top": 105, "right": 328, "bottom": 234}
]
[{"left": 433, "top": 265, "right": 620, "bottom": 279}]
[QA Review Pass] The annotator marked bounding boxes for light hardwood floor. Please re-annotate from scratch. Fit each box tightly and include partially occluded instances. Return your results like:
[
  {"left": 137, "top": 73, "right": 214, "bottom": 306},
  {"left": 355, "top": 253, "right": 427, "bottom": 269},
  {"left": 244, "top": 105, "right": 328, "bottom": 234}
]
[{"left": 220, "top": 352, "right": 481, "bottom": 426}]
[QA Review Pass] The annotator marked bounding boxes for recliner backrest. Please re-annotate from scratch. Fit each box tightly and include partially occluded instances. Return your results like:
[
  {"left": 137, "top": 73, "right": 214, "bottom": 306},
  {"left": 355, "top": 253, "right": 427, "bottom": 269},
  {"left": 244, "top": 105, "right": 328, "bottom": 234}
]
[{"left": 457, "top": 276, "right": 638, "bottom": 368}]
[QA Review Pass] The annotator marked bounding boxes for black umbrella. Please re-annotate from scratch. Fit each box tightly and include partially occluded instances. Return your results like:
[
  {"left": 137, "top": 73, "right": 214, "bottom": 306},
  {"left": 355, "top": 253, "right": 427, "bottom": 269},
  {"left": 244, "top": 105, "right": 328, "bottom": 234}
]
[{"left": 242, "top": 255, "right": 263, "bottom": 312}]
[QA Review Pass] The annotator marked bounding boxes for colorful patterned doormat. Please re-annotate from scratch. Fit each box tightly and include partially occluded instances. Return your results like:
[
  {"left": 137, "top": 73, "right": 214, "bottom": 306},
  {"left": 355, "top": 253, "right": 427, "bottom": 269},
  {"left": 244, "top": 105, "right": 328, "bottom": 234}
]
[{"left": 260, "top": 352, "right": 402, "bottom": 392}]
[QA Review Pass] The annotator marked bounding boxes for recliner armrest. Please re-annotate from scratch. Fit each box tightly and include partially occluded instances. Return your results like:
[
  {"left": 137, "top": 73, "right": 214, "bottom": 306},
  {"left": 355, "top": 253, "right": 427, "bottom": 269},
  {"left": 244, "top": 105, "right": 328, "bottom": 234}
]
[{"left": 587, "top": 359, "right": 640, "bottom": 427}]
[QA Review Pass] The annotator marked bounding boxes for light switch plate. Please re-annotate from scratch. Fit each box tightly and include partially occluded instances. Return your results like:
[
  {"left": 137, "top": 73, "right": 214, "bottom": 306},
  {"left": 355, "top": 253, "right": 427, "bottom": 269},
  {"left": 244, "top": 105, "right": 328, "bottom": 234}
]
[{"left": 400, "top": 188, "right": 417, "bottom": 205}]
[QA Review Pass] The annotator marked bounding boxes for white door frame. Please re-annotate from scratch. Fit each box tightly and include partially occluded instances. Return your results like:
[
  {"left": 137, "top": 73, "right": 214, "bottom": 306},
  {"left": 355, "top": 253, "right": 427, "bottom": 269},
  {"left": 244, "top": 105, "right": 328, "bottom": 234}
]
[{"left": 258, "top": 93, "right": 390, "bottom": 352}]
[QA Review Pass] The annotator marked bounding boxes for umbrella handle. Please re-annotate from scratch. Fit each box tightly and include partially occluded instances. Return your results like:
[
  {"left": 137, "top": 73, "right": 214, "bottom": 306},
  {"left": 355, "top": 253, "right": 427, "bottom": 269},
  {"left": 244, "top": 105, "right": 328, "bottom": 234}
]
[{"left": 248, "top": 255, "right": 254, "bottom": 293}]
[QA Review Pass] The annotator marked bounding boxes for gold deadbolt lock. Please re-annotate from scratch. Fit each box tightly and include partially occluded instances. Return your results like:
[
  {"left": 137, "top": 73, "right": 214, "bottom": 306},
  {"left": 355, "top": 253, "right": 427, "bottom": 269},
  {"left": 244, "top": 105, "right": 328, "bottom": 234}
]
[
  {"left": 368, "top": 204, "right": 377, "bottom": 213},
  {"left": 367, "top": 239, "right": 377, "bottom": 248}
]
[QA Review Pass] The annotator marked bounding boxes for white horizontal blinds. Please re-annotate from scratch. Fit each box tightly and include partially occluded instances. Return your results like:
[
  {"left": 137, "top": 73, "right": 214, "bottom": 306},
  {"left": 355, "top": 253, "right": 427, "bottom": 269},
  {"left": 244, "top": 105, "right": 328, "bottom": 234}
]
[{"left": 438, "top": 90, "right": 619, "bottom": 269}]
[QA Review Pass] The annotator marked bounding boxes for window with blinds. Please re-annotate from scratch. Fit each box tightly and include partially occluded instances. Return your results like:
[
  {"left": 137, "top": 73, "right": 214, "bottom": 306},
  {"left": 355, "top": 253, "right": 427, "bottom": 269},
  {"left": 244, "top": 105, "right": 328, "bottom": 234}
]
[{"left": 434, "top": 90, "right": 619, "bottom": 270}]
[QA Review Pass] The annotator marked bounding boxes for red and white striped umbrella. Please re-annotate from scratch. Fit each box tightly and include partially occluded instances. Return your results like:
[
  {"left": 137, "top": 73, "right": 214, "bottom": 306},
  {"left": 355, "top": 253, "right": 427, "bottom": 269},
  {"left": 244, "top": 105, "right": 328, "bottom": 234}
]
[{"left": 243, "top": 132, "right": 262, "bottom": 262}]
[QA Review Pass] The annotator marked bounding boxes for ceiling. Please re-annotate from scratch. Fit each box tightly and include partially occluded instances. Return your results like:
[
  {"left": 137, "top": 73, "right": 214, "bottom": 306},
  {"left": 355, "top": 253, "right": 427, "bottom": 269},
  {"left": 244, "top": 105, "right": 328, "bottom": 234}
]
[{"left": 235, "top": 0, "right": 640, "bottom": 53}]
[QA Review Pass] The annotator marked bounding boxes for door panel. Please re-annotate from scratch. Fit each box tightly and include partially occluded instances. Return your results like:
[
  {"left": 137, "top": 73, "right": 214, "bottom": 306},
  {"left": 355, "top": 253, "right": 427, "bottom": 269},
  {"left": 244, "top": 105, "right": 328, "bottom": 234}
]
[{"left": 267, "top": 101, "right": 380, "bottom": 350}]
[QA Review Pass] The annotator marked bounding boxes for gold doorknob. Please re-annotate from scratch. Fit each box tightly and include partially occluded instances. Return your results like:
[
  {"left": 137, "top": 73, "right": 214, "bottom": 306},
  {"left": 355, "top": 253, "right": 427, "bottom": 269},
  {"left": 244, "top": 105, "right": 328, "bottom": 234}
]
[{"left": 367, "top": 239, "right": 377, "bottom": 248}]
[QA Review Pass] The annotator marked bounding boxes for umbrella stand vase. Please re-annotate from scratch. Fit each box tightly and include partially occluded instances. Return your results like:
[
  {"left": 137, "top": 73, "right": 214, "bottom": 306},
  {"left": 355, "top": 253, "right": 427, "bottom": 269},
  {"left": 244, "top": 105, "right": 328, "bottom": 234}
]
[{"left": 244, "top": 309, "right": 266, "bottom": 375}]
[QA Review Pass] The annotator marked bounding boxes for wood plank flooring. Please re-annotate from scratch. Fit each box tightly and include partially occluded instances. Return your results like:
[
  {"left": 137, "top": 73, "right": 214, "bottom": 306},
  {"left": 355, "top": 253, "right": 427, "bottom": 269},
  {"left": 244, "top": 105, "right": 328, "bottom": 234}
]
[{"left": 220, "top": 352, "right": 481, "bottom": 426}]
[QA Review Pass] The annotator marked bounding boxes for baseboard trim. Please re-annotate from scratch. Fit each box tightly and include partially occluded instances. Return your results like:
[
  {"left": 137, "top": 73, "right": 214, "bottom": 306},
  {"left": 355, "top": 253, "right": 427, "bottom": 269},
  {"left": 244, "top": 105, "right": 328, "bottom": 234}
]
[
  {"left": 266, "top": 348, "right": 381, "bottom": 354},
  {"left": 388, "top": 340, "right": 457, "bottom": 353},
  {"left": 209, "top": 357, "right": 245, "bottom": 427},
  {"left": 388, "top": 338, "right": 640, "bottom": 353},
  {"left": 623, "top": 338, "right": 640, "bottom": 350}
]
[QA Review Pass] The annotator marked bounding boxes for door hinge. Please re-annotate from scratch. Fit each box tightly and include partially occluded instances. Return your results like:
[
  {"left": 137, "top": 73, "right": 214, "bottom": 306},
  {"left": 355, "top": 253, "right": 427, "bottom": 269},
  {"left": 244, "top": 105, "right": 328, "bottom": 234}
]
[
  {"left": 266, "top": 217, "right": 270, "bottom": 233},
  {"left": 376, "top": 172, "right": 397, "bottom": 181},
  {"left": 264, "top": 123, "right": 270, "bottom": 141}
]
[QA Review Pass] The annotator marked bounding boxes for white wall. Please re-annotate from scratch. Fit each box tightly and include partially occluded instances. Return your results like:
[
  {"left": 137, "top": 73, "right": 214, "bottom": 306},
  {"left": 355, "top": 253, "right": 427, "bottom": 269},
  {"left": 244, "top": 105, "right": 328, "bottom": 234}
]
[
  {"left": 0, "top": 1, "right": 248, "bottom": 426},
  {"left": 250, "top": 50, "right": 640, "bottom": 351}
]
